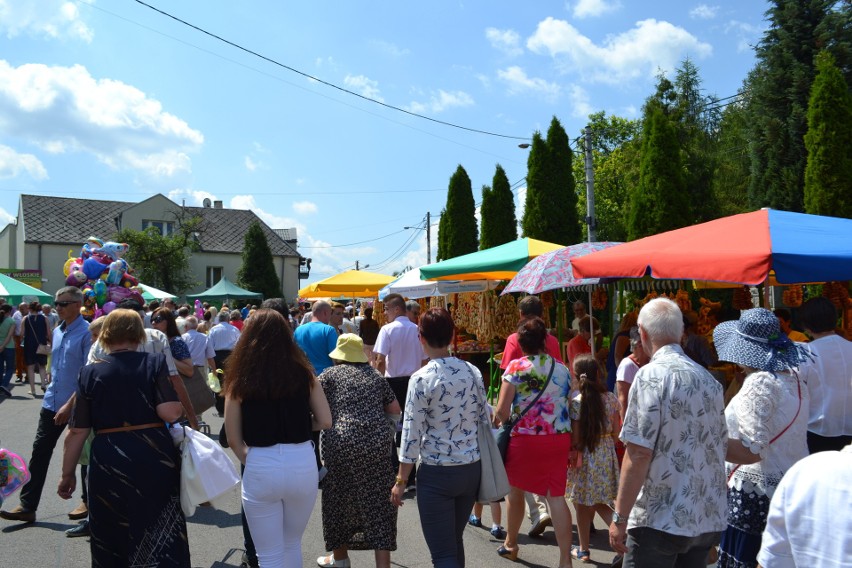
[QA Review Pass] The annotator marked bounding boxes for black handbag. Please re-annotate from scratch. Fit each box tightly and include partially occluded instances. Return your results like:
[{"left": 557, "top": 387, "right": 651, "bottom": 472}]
[{"left": 495, "top": 358, "right": 555, "bottom": 462}]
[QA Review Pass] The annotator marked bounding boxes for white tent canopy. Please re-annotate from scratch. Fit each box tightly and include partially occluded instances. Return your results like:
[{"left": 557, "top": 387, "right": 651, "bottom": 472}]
[{"left": 378, "top": 268, "right": 498, "bottom": 300}]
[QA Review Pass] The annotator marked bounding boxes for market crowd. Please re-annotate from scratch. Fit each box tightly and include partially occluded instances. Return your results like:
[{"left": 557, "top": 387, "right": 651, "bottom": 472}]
[{"left": 0, "top": 289, "right": 849, "bottom": 568}]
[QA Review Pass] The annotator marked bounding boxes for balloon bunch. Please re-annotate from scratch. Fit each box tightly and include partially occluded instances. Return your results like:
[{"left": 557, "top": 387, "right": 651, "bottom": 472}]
[
  {"left": 0, "top": 449, "right": 30, "bottom": 507},
  {"left": 62, "top": 236, "right": 145, "bottom": 319}
]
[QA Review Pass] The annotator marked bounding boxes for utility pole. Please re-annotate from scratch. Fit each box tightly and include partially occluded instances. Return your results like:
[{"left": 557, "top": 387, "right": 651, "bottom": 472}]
[
  {"left": 355, "top": 260, "right": 360, "bottom": 270},
  {"left": 584, "top": 126, "right": 596, "bottom": 243},
  {"left": 426, "top": 211, "right": 431, "bottom": 264}
]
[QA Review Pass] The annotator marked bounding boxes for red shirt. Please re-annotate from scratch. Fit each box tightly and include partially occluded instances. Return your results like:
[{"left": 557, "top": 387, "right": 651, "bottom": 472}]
[
  {"left": 230, "top": 320, "right": 244, "bottom": 331},
  {"left": 500, "top": 331, "right": 563, "bottom": 370},
  {"left": 566, "top": 334, "right": 591, "bottom": 372}
]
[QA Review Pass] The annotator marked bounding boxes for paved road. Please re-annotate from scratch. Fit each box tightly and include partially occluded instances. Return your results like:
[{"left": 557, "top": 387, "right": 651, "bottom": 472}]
[{"left": 0, "top": 383, "right": 621, "bottom": 567}]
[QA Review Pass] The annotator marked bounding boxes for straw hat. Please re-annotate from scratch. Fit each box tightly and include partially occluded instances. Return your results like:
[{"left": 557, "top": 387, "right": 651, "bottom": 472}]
[
  {"left": 713, "top": 308, "right": 807, "bottom": 372},
  {"left": 329, "top": 333, "right": 368, "bottom": 363}
]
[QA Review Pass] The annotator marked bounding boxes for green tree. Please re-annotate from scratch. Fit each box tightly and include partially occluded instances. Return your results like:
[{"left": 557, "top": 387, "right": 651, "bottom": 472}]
[
  {"left": 711, "top": 99, "right": 753, "bottom": 217},
  {"left": 115, "top": 212, "right": 203, "bottom": 294},
  {"left": 439, "top": 165, "right": 478, "bottom": 259},
  {"left": 479, "top": 164, "right": 518, "bottom": 249},
  {"left": 523, "top": 117, "right": 580, "bottom": 244},
  {"left": 628, "top": 103, "right": 690, "bottom": 239},
  {"left": 237, "top": 221, "right": 282, "bottom": 299},
  {"left": 573, "top": 111, "right": 641, "bottom": 242},
  {"left": 746, "top": 0, "right": 850, "bottom": 212},
  {"left": 804, "top": 50, "right": 852, "bottom": 217},
  {"left": 436, "top": 207, "right": 448, "bottom": 261}
]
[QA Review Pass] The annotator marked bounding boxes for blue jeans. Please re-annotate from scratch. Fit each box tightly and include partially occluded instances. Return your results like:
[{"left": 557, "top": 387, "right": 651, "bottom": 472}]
[
  {"left": 416, "top": 462, "right": 480, "bottom": 568},
  {"left": 624, "top": 527, "right": 720, "bottom": 568},
  {"left": 0, "top": 347, "right": 16, "bottom": 389}
]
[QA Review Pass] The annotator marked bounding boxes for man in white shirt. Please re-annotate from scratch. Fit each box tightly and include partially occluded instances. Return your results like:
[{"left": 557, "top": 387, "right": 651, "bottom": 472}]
[
  {"left": 374, "top": 294, "right": 427, "bottom": 378},
  {"left": 182, "top": 316, "right": 216, "bottom": 373},
  {"left": 175, "top": 306, "right": 190, "bottom": 335},
  {"left": 797, "top": 297, "right": 852, "bottom": 453},
  {"left": 609, "top": 298, "right": 728, "bottom": 566},
  {"left": 207, "top": 311, "right": 241, "bottom": 416}
]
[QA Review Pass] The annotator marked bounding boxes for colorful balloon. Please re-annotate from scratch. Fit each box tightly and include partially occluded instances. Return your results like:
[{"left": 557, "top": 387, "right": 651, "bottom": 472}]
[
  {"left": 0, "top": 449, "right": 31, "bottom": 506},
  {"left": 65, "top": 270, "right": 87, "bottom": 288},
  {"left": 106, "top": 260, "right": 127, "bottom": 285},
  {"left": 93, "top": 242, "right": 129, "bottom": 261},
  {"left": 102, "top": 301, "right": 117, "bottom": 314},
  {"left": 82, "top": 257, "right": 109, "bottom": 281},
  {"left": 94, "top": 279, "right": 107, "bottom": 307}
]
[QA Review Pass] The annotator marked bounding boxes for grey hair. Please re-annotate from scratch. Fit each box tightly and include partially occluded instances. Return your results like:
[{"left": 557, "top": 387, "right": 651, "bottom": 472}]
[
  {"left": 638, "top": 297, "right": 684, "bottom": 346},
  {"left": 217, "top": 311, "right": 230, "bottom": 323},
  {"left": 185, "top": 316, "right": 198, "bottom": 329},
  {"left": 406, "top": 300, "right": 420, "bottom": 312},
  {"left": 629, "top": 325, "right": 641, "bottom": 348},
  {"left": 312, "top": 300, "right": 331, "bottom": 316},
  {"left": 55, "top": 286, "right": 84, "bottom": 302}
]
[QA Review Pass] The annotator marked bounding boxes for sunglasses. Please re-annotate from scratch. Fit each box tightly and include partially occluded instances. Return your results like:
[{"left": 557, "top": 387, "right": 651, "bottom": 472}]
[
  {"left": 151, "top": 316, "right": 166, "bottom": 324},
  {"left": 55, "top": 301, "right": 80, "bottom": 308}
]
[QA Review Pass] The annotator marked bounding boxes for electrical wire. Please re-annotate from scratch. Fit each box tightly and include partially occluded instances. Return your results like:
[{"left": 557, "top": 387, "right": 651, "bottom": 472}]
[
  {"left": 131, "top": 0, "right": 529, "bottom": 141},
  {"left": 300, "top": 228, "right": 408, "bottom": 249}
]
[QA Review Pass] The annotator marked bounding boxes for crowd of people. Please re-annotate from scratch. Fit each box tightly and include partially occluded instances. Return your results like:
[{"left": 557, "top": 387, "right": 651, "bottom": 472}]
[{"left": 0, "top": 287, "right": 849, "bottom": 568}]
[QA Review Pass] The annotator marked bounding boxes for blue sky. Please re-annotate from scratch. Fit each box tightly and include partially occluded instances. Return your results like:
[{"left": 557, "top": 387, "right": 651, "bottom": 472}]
[{"left": 0, "top": 1, "right": 767, "bottom": 286}]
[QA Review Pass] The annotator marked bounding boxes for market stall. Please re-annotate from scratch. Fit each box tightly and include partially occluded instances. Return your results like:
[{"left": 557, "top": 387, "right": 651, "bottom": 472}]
[
  {"left": 378, "top": 268, "right": 497, "bottom": 300},
  {"left": 298, "top": 269, "right": 395, "bottom": 299},
  {"left": 138, "top": 282, "right": 177, "bottom": 302},
  {"left": 186, "top": 277, "right": 262, "bottom": 305},
  {"left": 419, "top": 237, "right": 562, "bottom": 281},
  {"left": 0, "top": 273, "right": 52, "bottom": 305}
]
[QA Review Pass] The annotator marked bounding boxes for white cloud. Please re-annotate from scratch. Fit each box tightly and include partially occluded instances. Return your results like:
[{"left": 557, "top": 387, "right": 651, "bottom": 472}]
[
  {"left": 370, "top": 40, "right": 410, "bottom": 58},
  {"left": 573, "top": 0, "right": 621, "bottom": 19},
  {"left": 167, "top": 188, "right": 216, "bottom": 206},
  {"left": 406, "top": 90, "right": 474, "bottom": 114},
  {"left": 0, "top": 0, "right": 94, "bottom": 42},
  {"left": 527, "top": 17, "right": 712, "bottom": 84},
  {"left": 568, "top": 85, "right": 594, "bottom": 118},
  {"left": 725, "top": 20, "right": 763, "bottom": 53},
  {"left": 690, "top": 4, "right": 719, "bottom": 20},
  {"left": 0, "top": 61, "right": 203, "bottom": 177},
  {"left": 292, "top": 201, "right": 318, "bottom": 215},
  {"left": 496, "top": 66, "right": 561, "bottom": 101},
  {"left": 0, "top": 206, "right": 15, "bottom": 225},
  {"left": 244, "top": 156, "right": 257, "bottom": 171},
  {"left": 343, "top": 74, "right": 384, "bottom": 102},
  {"left": 0, "top": 144, "right": 48, "bottom": 180},
  {"left": 515, "top": 186, "right": 527, "bottom": 232},
  {"left": 485, "top": 27, "right": 523, "bottom": 57}
]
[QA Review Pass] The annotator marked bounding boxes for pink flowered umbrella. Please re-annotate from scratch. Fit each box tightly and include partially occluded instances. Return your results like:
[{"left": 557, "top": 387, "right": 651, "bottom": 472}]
[{"left": 501, "top": 242, "right": 622, "bottom": 295}]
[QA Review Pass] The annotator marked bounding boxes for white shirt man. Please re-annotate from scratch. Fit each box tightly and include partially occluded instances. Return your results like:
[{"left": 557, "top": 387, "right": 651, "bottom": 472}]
[
  {"left": 181, "top": 316, "right": 216, "bottom": 372},
  {"left": 373, "top": 294, "right": 427, "bottom": 378},
  {"left": 208, "top": 313, "right": 241, "bottom": 352}
]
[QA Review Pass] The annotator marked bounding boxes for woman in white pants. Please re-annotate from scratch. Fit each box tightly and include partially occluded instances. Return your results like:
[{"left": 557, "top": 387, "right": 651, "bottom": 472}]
[{"left": 224, "top": 309, "right": 332, "bottom": 567}]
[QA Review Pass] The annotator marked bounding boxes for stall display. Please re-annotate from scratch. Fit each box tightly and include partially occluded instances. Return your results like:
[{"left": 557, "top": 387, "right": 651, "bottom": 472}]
[{"left": 781, "top": 285, "right": 804, "bottom": 307}]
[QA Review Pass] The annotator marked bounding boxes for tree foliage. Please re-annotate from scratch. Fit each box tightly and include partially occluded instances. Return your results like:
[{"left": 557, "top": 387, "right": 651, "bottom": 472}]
[
  {"left": 746, "top": 0, "right": 849, "bottom": 211},
  {"left": 479, "top": 164, "right": 518, "bottom": 249},
  {"left": 523, "top": 117, "right": 581, "bottom": 244},
  {"left": 238, "top": 222, "right": 282, "bottom": 299},
  {"left": 804, "top": 50, "right": 852, "bottom": 218},
  {"left": 711, "top": 99, "right": 753, "bottom": 217},
  {"left": 628, "top": 102, "right": 690, "bottom": 240},
  {"left": 114, "top": 210, "right": 203, "bottom": 295},
  {"left": 438, "top": 165, "right": 478, "bottom": 259}
]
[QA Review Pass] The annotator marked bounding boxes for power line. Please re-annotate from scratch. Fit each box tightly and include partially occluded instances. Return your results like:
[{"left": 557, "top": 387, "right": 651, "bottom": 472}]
[
  {"left": 300, "top": 228, "right": 408, "bottom": 249},
  {"left": 131, "top": 0, "right": 529, "bottom": 141}
]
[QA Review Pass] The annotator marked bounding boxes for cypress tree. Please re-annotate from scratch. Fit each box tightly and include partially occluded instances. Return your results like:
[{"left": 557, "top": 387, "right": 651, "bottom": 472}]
[
  {"left": 804, "top": 50, "right": 852, "bottom": 218},
  {"left": 546, "top": 117, "right": 581, "bottom": 244},
  {"left": 747, "top": 0, "right": 844, "bottom": 212},
  {"left": 521, "top": 132, "right": 549, "bottom": 239},
  {"left": 436, "top": 208, "right": 449, "bottom": 261},
  {"left": 628, "top": 103, "right": 690, "bottom": 240},
  {"left": 237, "top": 221, "right": 281, "bottom": 299},
  {"left": 480, "top": 164, "right": 518, "bottom": 250},
  {"left": 442, "top": 165, "right": 478, "bottom": 258}
]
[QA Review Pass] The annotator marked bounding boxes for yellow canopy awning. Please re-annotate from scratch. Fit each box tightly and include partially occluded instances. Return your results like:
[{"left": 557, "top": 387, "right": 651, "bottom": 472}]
[{"left": 298, "top": 269, "right": 396, "bottom": 298}]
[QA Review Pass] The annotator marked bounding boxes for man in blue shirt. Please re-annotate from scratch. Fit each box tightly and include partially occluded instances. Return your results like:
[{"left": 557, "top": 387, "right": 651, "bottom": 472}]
[
  {"left": 0, "top": 287, "right": 91, "bottom": 524},
  {"left": 293, "top": 300, "right": 338, "bottom": 375}
]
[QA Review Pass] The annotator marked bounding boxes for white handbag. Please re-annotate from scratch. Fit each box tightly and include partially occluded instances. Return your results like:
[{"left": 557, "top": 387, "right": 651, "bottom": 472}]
[{"left": 179, "top": 426, "right": 240, "bottom": 517}]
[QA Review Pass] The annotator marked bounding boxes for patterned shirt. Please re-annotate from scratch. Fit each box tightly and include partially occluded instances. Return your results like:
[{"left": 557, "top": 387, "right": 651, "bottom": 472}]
[
  {"left": 620, "top": 343, "right": 727, "bottom": 536},
  {"left": 502, "top": 354, "right": 573, "bottom": 435},
  {"left": 400, "top": 357, "right": 485, "bottom": 466}
]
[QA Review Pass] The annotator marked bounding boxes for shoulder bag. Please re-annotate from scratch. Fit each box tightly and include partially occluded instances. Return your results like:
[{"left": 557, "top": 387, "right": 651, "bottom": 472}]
[
  {"left": 467, "top": 363, "right": 511, "bottom": 503},
  {"left": 180, "top": 366, "right": 216, "bottom": 416},
  {"left": 28, "top": 316, "right": 51, "bottom": 355},
  {"left": 495, "top": 358, "right": 555, "bottom": 462}
]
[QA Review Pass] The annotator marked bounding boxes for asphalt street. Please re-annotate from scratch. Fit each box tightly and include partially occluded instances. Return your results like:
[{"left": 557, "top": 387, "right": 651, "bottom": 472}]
[{"left": 0, "top": 383, "right": 621, "bottom": 568}]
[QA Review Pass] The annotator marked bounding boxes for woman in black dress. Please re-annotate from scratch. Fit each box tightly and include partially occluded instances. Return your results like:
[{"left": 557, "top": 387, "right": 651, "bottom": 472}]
[
  {"left": 58, "top": 308, "right": 190, "bottom": 567},
  {"left": 316, "top": 333, "right": 401, "bottom": 568},
  {"left": 22, "top": 300, "right": 50, "bottom": 395}
]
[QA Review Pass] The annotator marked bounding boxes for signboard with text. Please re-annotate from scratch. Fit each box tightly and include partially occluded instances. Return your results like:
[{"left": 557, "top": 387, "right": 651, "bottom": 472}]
[{"left": 0, "top": 269, "right": 43, "bottom": 289}]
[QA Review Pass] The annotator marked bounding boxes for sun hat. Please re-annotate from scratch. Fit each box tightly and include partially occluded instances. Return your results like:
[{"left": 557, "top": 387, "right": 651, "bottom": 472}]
[
  {"left": 713, "top": 308, "right": 808, "bottom": 372},
  {"left": 329, "top": 333, "right": 368, "bottom": 363}
]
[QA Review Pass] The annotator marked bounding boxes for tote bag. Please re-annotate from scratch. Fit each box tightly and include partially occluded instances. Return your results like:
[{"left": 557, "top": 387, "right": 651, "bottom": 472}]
[
  {"left": 467, "top": 365, "right": 510, "bottom": 503},
  {"left": 180, "top": 426, "right": 240, "bottom": 517},
  {"left": 181, "top": 367, "right": 215, "bottom": 415}
]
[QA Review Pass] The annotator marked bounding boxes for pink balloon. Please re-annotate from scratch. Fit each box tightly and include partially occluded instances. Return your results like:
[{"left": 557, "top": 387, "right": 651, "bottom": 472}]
[{"left": 102, "top": 301, "right": 117, "bottom": 314}]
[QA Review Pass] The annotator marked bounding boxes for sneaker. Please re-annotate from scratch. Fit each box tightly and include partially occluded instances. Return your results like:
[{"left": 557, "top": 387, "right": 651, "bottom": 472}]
[
  {"left": 317, "top": 554, "right": 351, "bottom": 567},
  {"left": 66, "top": 520, "right": 90, "bottom": 538},
  {"left": 68, "top": 501, "right": 88, "bottom": 520},
  {"left": 528, "top": 514, "right": 551, "bottom": 537},
  {"left": 0, "top": 506, "right": 36, "bottom": 523},
  {"left": 468, "top": 514, "right": 482, "bottom": 527},
  {"left": 490, "top": 525, "right": 507, "bottom": 539}
]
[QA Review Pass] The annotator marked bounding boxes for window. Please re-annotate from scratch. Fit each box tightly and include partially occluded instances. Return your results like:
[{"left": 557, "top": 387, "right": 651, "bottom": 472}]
[
  {"left": 142, "top": 220, "right": 175, "bottom": 236},
  {"left": 206, "top": 266, "right": 223, "bottom": 288}
]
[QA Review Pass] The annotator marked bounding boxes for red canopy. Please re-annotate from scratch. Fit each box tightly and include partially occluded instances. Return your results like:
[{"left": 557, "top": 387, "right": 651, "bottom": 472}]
[{"left": 572, "top": 210, "right": 776, "bottom": 285}]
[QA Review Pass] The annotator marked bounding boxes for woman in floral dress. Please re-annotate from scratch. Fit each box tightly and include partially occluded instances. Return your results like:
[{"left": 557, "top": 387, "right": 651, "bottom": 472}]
[
  {"left": 495, "top": 317, "right": 576, "bottom": 568},
  {"left": 567, "top": 354, "right": 621, "bottom": 563}
]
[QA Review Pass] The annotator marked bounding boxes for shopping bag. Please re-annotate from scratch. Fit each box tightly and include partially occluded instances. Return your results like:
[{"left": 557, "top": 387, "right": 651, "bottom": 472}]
[
  {"left": 477, "top": 419, "right": 510, "bottom": 503},
  {"left": 181, "top": 367, "right": 215, "bottom": 415},
  {"left": 180, "top": 427, "right": 239, "bottom": 517}
]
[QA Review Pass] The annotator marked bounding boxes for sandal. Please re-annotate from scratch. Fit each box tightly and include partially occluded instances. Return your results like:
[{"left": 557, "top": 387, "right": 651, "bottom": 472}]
[
  {"left": 571, "top": 546, "right": 591, "bottom": 563},
  {"left": 497, "top": 545, "right": 519, "bottom": 561}
]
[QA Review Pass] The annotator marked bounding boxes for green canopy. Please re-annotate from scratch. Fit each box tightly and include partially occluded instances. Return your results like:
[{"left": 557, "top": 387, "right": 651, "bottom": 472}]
[
  {"left": 138, "top": 283, "right": 177, "bottom": 302},
  {"left": 0, "top": 272, "right": 52, "bottom": 305},
  {"left": 185, "top": 277, "right": 262, "bottom": 302},
  {"left": 419, "top": 238, "right": 563, "bottom": 281}
]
